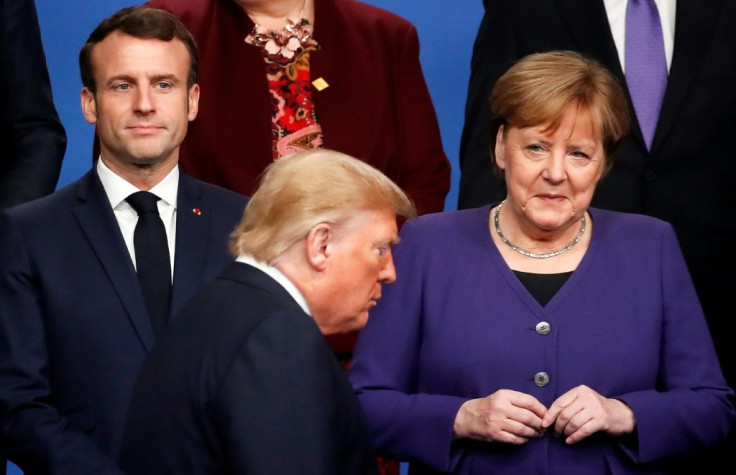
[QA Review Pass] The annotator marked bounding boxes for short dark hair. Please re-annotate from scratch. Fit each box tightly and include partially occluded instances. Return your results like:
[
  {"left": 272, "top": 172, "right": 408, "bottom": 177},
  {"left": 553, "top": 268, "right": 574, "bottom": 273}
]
[{"left": 79, "top": 6, "right": 199, "bottom": 93}]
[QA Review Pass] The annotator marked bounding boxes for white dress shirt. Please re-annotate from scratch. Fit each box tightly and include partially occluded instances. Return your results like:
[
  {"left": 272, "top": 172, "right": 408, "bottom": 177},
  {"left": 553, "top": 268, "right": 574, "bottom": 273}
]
[{"left": 96, "top": 158, "right": 178, "bottom": 279}]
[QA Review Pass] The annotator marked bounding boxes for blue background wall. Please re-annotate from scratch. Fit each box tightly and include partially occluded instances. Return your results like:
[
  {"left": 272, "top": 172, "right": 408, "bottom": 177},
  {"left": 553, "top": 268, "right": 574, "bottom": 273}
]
[{"left": 9, "top": 1, "right": 484, "bottom": 473}]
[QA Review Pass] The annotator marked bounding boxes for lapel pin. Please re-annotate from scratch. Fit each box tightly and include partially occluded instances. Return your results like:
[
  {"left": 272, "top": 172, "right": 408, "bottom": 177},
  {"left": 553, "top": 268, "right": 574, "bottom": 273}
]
[
  {"left": 312, "top": 77, "right": 329, "bottom": 91},
  {"left": 192, "top": 208, "right": 202, "bottom": 216}
]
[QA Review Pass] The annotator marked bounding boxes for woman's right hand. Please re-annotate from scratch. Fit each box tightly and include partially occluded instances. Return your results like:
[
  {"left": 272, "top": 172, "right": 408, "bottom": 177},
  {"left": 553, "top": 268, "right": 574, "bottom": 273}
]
[{"left": 453, "top": 389, "right": 547, "bottom": 444}]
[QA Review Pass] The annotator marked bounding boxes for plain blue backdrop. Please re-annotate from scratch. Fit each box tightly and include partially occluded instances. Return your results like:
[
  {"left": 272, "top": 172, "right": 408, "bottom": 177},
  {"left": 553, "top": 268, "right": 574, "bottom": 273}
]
[{"left": 9, "top": 1, "right": 484, "bottom": 473}]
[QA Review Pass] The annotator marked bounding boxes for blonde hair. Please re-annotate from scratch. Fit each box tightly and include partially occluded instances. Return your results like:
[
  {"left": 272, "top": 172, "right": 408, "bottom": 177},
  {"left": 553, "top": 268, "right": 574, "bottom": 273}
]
[
  {"left": 489, "top": 50, "right": 631, "bottom": 177},
  {"left": 230, "top": 149, "right": 417, "bottom": 263}
]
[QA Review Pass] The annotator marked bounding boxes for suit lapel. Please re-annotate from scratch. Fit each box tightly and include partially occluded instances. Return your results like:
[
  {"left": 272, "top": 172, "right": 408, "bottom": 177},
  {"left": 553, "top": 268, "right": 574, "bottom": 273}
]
[
  {"left": 556, "top": 0, "right": 722, "bottom": 154},
  {"left": 554, "top": 0, "right": 623, "bottom": 77},
  {"left": 171, "top": 174, "right": 210, "bottom": 315},
  {"left": 72, "top": 171, "right": 156, "bottom": 351},
  {"left": 651, "top": 0, "right": 722, "bottom": 154},
  {"left": 554, "top": 0, "right": 647, "bottom": 147}
]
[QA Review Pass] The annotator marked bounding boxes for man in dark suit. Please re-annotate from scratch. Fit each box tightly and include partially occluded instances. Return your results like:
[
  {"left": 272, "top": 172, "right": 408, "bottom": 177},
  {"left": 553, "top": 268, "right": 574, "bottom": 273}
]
[
  {"left": 0, "top": 0, "right": 66, "bottom": 209},
  {"left": 458, "top": 1, "right": 736, "bottom": 466},
  {"left": 0, "top": 7, "right": 247, "bottom": 473},
  {"left": 120, "top": 149, "right": 416, "bottom": 474}
]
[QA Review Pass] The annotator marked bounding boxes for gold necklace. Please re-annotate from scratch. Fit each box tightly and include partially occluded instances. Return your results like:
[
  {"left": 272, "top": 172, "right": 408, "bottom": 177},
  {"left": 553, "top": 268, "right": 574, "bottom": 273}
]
[{"left": 493, "top": 200, "right": 586, "bottom": 259}]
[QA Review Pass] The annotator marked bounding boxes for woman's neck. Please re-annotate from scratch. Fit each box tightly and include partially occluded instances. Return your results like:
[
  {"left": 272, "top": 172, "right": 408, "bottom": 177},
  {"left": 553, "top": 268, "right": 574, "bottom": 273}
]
[
  {"left": 489, "top": 202, "right": 592, "bottom": 273},
  {"left": 236, "top": 0, "right": 312, "bottom": 30}
]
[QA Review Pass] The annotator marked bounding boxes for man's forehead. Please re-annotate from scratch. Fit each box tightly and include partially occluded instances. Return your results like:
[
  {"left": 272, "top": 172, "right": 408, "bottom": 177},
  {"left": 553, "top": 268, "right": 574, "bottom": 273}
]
[
  {"left": 340, "top": 207, "right": 396, "bottom": 230},
  {"left": 91, "top": 34, "right": 189, "bottom": 76},
  {"left": 93, "top": 31, "right": 187, "bottom": 59}
]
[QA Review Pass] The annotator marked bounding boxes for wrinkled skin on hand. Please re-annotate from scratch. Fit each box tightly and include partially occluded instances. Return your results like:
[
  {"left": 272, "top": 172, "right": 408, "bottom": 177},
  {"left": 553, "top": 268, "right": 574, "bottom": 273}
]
[
  {"left": 454, "top": 385, "right": 635, "bottom": 445},
  {"left": 453, "top": 389, "right": 547, "bottom": 444},
  {"left": 542, "top": 384, "right": 636, "bottom": 444}
]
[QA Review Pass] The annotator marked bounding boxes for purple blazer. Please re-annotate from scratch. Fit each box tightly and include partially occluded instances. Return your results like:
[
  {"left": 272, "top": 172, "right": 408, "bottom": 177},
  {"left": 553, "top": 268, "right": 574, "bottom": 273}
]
[{"left": 349, "top": 206, "right": 735, "bottom": 474}]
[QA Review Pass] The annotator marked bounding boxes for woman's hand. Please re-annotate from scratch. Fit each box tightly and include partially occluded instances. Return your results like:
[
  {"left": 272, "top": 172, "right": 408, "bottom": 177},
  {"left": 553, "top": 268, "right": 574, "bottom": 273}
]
[
  {"left": 542, "top": 385, "right": 636, "bottom": 444},
  {"left": 453, "top": 389, "right": 547, "bottom": 444}
]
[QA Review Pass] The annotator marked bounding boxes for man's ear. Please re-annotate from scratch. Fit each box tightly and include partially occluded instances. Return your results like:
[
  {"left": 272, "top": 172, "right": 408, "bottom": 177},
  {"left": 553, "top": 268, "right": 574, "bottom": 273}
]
[
  {"left": 305, "top": 223, "right": 331, "bottom": 271},
  {"left": 187, "top": 83, "right": 200, "bottom": 121},
  {"left": 81, "top": 87, "right": 98, "bottom": 125}
]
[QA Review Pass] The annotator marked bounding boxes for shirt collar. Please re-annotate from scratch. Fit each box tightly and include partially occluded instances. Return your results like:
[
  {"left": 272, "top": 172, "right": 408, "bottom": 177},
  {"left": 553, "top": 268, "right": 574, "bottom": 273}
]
[
  {"left": 96, "top": 157, "right": 179, "bottom": 210},
  {"left": 235, "top": 254, "right": 312, "bottom": 316}
]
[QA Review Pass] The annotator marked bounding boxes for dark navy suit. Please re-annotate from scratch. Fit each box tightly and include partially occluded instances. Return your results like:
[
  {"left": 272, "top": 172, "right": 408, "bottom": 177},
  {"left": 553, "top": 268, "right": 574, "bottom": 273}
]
[
  {"left": 120, "top": 262, "right": 379, "bottom": 475},
  {"left": 0, "top": 169, "right": 247, "bottom": 473}
]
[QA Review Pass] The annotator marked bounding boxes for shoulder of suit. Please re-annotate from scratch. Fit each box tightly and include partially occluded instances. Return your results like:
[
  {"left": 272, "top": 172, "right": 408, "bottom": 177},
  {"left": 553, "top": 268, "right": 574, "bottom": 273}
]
[
  {"left": 589, "top": 207, "right": 673, "bottom": 237},
  {"left": 1, "top": 171, "right": 93, "bottom": 222},
  {"left": 143, "top": 0, "right": 212, "bottom": 17},
  {"left": 180, "top": 173, "right": 249, "bottom": 205},
  {"left": 332, "top": 0, "right": 416, "bottom": 32}
]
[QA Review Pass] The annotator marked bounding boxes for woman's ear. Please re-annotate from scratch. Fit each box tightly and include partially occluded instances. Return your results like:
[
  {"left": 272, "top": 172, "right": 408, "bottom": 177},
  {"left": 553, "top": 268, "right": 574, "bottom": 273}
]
[{"left": 494, "top": 125, "right": 506, "bottom": 171}]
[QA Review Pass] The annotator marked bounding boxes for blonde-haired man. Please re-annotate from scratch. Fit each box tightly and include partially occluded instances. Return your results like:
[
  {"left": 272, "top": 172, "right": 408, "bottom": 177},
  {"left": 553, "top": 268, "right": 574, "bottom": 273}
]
[{"left": 121, "top": 149, "right": 416, "bottom": 474}]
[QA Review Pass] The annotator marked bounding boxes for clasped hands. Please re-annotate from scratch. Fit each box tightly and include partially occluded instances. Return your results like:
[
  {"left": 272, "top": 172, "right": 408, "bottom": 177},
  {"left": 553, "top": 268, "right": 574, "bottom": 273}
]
[{"left": 453, "top": 385, "right": 636, "bottom": 445}]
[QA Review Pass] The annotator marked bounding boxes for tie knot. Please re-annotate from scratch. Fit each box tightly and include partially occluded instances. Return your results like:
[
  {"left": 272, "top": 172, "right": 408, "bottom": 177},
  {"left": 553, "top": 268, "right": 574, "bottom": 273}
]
[{"left": 126, "top": 191, "right": 161, "bottom": 216}]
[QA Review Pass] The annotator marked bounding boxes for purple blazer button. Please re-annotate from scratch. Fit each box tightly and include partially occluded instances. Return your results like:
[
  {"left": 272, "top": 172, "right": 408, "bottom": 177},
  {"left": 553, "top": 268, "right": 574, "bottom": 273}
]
[{"left": 534, "top": 372, "right": 550, "bottom": 387}]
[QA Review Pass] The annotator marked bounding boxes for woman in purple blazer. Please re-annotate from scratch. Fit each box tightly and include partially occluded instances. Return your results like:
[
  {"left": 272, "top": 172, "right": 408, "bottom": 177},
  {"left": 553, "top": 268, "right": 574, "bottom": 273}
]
[{"left": 349, "top": 51, "right": 735, "bottom": 474}]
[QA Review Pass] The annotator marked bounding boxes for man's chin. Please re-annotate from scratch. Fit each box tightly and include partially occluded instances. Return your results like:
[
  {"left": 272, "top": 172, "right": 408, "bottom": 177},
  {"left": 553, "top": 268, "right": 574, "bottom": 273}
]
[
  {"left": 351, "top": 311, "right": 371, "bottom": 331},
  {"left": 129, "top": 152, "right": 171, "bottom": 168},
  {"left": 319, "top": 312, "right": 370, "bottom": 335}
]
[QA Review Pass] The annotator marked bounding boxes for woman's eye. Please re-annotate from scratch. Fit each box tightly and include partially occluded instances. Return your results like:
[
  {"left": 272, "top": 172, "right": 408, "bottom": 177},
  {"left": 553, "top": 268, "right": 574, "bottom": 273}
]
[{"left": 569, "top": 151, "right": 590, "bottom": 159}]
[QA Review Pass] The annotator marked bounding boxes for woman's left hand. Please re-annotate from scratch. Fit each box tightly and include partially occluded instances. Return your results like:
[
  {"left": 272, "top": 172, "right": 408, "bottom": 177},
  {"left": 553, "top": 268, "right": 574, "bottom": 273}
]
[{"left": 541, "top": 385, "right": 636, "bottom": 444}]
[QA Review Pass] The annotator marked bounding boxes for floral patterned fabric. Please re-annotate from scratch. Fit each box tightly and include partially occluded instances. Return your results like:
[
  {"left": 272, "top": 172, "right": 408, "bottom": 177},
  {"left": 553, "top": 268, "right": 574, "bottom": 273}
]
[{"left": 246, "top": 20, "right": 323, "bottom": 160}]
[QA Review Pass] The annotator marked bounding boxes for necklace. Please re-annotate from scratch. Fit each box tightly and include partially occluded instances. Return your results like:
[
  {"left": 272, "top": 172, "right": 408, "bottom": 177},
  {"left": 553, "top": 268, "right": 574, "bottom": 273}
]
[
  {"left": 245, "top": 0, "right": 315, "bottom": 64},
  {"left": 493, "top": 200, "right": 586, "bottom": 259}
]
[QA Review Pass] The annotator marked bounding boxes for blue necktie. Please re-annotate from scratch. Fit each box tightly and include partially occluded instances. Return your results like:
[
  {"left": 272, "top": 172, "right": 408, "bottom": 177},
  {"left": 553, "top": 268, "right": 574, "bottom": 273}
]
[
  {"left": 625, "top": 0, "right": 668, "bottom": 150},
  {"left": 127, "top": 191, "right": 171, "bottom": 336}
]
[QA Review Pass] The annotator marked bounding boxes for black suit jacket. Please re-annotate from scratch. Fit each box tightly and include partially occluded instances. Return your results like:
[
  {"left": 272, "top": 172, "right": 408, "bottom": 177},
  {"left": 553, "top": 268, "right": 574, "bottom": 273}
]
[
  {"left": 120, "top": 262, "right": 379, "bottom": 475},
  {"left": 0, "top": 0, "right": 65, "bottom": 209},
  {"left": 0, "top": 169, "right": 247, "bottom": 473},
  {"left": 458, "top": 0, "right": 736, "bottom": 393}
]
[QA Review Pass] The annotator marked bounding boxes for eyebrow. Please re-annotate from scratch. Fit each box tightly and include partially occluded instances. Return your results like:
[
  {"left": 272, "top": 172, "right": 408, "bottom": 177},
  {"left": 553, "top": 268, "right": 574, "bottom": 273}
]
[
  {"left": 148, "top": 73, "right": 180, "bottom": 84},
  {"left": 372, "top": 235, "right": 400, "bottom": 248},
  {"left": 104, "top": 73, "right": 180, "bottom": 86}
]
